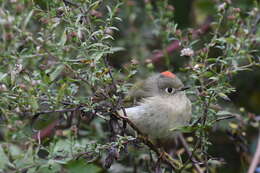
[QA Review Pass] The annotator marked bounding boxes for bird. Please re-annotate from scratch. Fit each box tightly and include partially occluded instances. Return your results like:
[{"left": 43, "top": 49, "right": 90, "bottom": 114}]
[{"left": 118, "top": 71, "right": 192, "bottom": 146}]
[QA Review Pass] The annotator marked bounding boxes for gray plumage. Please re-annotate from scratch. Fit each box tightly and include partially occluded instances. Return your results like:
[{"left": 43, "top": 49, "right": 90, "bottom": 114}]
[{"left": 118, "top": 73, "right": 192, "bottom": 144}]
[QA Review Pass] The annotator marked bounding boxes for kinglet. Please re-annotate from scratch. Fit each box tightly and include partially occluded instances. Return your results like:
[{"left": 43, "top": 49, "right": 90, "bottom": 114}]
[{"left": 118, "top": 71, "right": 192, "bottom": 145}]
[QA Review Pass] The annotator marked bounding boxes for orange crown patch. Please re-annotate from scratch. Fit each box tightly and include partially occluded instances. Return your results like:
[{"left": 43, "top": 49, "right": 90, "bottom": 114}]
[{"left": 160, "top": 71, "right": 176, "bottom": 78}]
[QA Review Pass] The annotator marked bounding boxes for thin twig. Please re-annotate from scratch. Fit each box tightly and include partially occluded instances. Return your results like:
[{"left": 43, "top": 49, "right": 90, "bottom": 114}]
[
  {"left": 62, "top": 0, "right": 79, "bottom": 7},
  {"left": 247, "top": 132, "right": 260, "bottom": 173},
  {"left": 64, "top": 64, "right": 96, "bottom": 93},
  {"left": 147, "top": 21, "right": 212, "bottom": 64},
  {"left": 28, "top": 37, "right": 58, "bottom": 60},
  {"left": 210, "top": 115, "right": 236, "bottom": 123},
  {"left": 34, "top": 107, "right": 83, "bottom": 116},
  {"left": 104, "top": 55, "right": 117, "bottom": 91},
  {"left": 178, "top": 134, "right": 204, "bottom": 173}
]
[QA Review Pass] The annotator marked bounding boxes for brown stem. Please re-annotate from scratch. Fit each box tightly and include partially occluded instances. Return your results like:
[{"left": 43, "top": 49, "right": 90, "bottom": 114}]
[
  {"left": 147, "top": 21, "right": 211, "bottom": 64},
  {"left": 178, "top": 134, "right": 204, "bottom": 173},
  {"left": 247, "top": 133, "right": 260, "bottom": 173},
  {"left": 32, "top": 107, "right": 82, "bottom": 140},
  {"left": 32, "top": 119, "right": 59, "bottom": 141}
]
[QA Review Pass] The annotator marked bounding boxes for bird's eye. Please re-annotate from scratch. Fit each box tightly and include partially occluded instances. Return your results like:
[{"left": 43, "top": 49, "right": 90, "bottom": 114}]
[{"left": 165, "top": 87, "right": 174, "bottom": 94}]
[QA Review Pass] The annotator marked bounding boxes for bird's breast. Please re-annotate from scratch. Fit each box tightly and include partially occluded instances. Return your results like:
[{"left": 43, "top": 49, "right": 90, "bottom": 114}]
[{"left": 122, "top": 92, "right": 191, "bottom": 141}]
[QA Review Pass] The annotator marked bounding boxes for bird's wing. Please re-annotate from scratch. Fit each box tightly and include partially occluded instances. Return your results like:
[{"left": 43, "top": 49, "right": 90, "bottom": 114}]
[{"left": 118, "top": 106, "right": 146, "bottom": 121}]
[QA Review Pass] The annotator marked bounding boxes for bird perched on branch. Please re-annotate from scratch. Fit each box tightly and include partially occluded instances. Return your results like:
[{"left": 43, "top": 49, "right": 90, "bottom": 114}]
[{"left": 118, "top": 71, "right": 192, "bottom": 146}]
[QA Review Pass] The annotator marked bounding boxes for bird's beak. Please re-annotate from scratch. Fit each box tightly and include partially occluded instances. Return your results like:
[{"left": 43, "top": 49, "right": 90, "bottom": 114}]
[{"left": 179, "top": 86, "right": 190, "bottom": 91}]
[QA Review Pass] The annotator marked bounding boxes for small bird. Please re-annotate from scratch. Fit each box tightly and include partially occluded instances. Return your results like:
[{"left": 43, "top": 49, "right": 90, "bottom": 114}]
[{"left": 118, "top": 71, "right": 192, "bottom": 146}]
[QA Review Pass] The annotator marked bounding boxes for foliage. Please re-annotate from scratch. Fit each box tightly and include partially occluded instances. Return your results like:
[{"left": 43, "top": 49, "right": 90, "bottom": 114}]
[{"left": 0, "top": 0, "right": 259, "bottom": 173}]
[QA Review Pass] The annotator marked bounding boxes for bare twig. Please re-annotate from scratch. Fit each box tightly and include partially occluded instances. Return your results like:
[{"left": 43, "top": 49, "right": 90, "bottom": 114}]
[
  {"left": 33, "top": 119, "right": 59, "bottom": 140},
  {"left": 31, "top": 106, "right": 83, "bottom": 140},
  {"left": 64, "top": 64, "right": 96, "bottom": 93},
  {"left": 104, "top": 55, "right": 117, "bottom": 91},
  {"left": 62, "top": 0, "right": 79, "bottom": 7},
  {"left": 178, "top": 134, "right": 204, "bottom": 173},
  {"left": 147, "top": 21, "right": 212, "bottom": 64},
  {"left": 34, "top": 107, "right": 83, "bottom": 116},
  {"left": 247, "top": 132, "right": 260, "bottom": 173},
  {"left": 27, "top": 37, "right": 58, "bottom": 60},
  {"left": 211, "top": 115, "right": 236, "bottom": 123}
]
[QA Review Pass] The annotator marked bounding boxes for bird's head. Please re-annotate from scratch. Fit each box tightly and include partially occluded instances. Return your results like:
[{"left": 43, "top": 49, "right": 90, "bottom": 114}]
[
  {"left": 128, "top": 71, "right": 185, "bottom": 100},
  {"left": 152, "top": 71, "right": 184, "bottom": 96}
]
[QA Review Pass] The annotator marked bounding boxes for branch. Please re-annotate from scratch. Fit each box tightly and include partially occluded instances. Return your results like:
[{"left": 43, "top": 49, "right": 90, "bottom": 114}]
[
  {"left": 247, "top": 133, "right": 260, "bottom": 173},
  {"left": 210, "top": 115, "right": 236, "bottom": 123},
  {"left": 147, "top": 21, "right": 212, "bottom": 64},
  {"left": 31, "top": 107, "right": 83, "bottom": 140},
  {"left": 32, "top": 119, "right": 59, "bottom": 141},
  {"left": 178, "top": 134, "right": 204, "bottom": 173}
]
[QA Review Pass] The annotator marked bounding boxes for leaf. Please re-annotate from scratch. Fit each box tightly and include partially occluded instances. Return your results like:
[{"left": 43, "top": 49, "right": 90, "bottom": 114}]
[
  {"left": 0, "top": 73, "right": 7, "bottom": 81},
  {"left": 50, "top": 65, "right": 64, "bottom": 82},
  {"left": 89, "top": 1, "right": 101, "bottom": 10},
  {"left": 229, "top": 122, "right": 238, "bottom": 129},
  {"left": 37, "top": 162, "right": 61, "bottom": 173},
  {"left": 87, "top": 43, "right": 108, "bottom": 49},
  {"left": 22, "top": 10, "right": 34, "bottom": 30},
  {"left": 190, "top": 40, "right": 200, "bottom": 46},
  {"left": 206, "top": 58, "right": 217, "bottom": 63},
  {"left": 90, "top": 30, "right": 103, "bottom": 38},
  {"left": 65, "top": 160, "right": 102, "bottom": 173},
  {"left": 14, "top": 144, "right": 34, "bottom": 169},
  {"left": 102, "top": 34, "right": 114, "bottom": 40},
  {"left": 58, "top": 30, "right": 67, "bottom": 46},
  {"left": 216, "top": 111, "right": 231, "bottom": 116},
  {"left": 91, "top": 52, "right": 104, "bottom": 61},
  {"left": 107, "top": 26, "right": 119, "bottom": 31},
  {"left": 170, "top": 125, "right": 198, "bottom": 133},
  {"left": 0, "top": 144, "right": 10, "bottom": 170},
  {"left": 226, "top": 36, "right": 236, "bottom": 44},
  {"left": 218, "top": 92, "right": 231, "bottom": 101},
  {"left": 209, "top": 76, "right": 219, "bottom": 81},
  {"left": 115, "top": 17, "right": 122, "bottom": 21},
  {"left": 106, "top": 5, "right": 113, "bottom": 18},
  {"left": 109, "top": 47, "right": 125, "bottom": 53},
  {"left": 203, "top": 71, "right": 214, "bottom": 78}
]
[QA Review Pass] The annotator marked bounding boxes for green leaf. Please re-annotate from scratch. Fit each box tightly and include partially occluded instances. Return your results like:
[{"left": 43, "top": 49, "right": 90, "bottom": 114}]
[
  {"left": 14, "top": 144, "right": 35, "bottom": 169},
  {"left": 170, "top": 125, "right": 198, "bottom": 133},
  {"left": 37, "top": 162, "right": 61, "bottom": 173},
  {"left": 91, "top": 52, "right": 104, "bottom": 61},
  {"left": 209, "top": 76, "right": 218, "bottom": 81},
  {"left": 203, "top": 71, "right": 214, "bottom": 78},
  {"left": 58, "top": 30, "right": 67, "bottom": 46},
  {"left": 107, "top": 26, "right": 119, "bottom": 31},
  {"left": 0, "top": 144, "right": 10, "bottom": 170},
  {"left": 22, "top": 10, "right": 34, "bottom": 30},
  {"left": 0, "top": 73, "right": 7, "bottom": 81},
  {"left": 216, "top": 111, "right": 231, "bottom": 116},
  {"left": 226, "top": 36, "right": 236, "bottom": 44},
  {"left": 65, "top": 160, "right": 102, "bottom": 173},
  {"left": 30, "top": 96, "right": 39, "bottom": 111},
  {"left": 106, "top": 5, "right": 113, "bottom": 18},
  {"left": 206, "top": 58, "right": 217, "bottom": 63},
  {"left": 50, "top": 65, "right": 64, "bottom": 82},
  {"left": 218, "top": 92, "right": 231, "bottom": 101}
]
